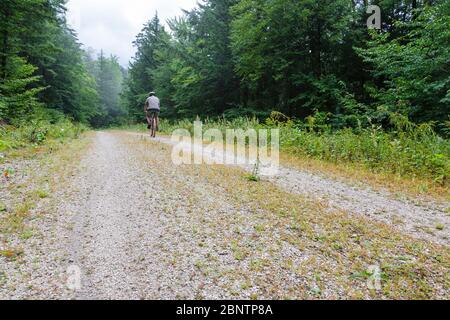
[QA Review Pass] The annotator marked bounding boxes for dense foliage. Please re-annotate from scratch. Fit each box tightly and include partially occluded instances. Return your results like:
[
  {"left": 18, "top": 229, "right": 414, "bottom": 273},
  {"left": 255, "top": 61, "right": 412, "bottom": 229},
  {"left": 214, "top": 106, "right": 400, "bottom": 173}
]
[
  {"left": 1, "top": 0, "right": 448, "bottom": 179},
  {"left": 0, "top": 0, "right": 125, "bottom": 128},
  {"left": 123, "top": 0, "right": 449, "bottom": 134},
  {"left": 0, "top": 118, "right": 87, "bottom": 152},
  {"left": 127, "top": 114, "right": 448, "bottom": 183}
]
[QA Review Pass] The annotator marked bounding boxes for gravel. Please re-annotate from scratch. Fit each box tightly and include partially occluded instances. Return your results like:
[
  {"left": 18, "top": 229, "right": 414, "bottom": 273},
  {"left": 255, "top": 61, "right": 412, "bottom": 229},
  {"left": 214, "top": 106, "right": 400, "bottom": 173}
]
[
  {"left": 150, "top": 133, "right": 449, "bottom": 245},
  {"left": 0, "top": 131, "right": 448, "bottom": 299},
  {"left": 60, "top": 132, "right": 325, "bottom": 299}
]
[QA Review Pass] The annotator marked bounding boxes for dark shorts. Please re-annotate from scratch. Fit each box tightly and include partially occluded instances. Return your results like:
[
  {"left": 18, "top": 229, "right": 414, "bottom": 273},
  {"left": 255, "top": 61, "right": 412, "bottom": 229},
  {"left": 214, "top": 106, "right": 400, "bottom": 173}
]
[{"left": 146, "top": 109, "right": 159, "bottom": 116}]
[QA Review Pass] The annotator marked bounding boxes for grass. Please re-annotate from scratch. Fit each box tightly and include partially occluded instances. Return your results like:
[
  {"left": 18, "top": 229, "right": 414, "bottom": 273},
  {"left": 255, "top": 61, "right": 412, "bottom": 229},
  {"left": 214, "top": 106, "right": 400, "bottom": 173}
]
[
  {"left": 34, "top": 189, "right": 49, "bottom": 199},
  {"left": 132, "top": 134, "right": 449, "bottom": 299},
  {"left": 0, "top": 118, "right": 87, "bottom": 158},
  {"left": 0, "top": 125, "right": 91, "bottom": 252},
  {"left": 20, "top": 229, "right": 34, "bottom": 240},
  {"left": 282, "top": 125, "right": 448, "bottom": 185},
  {"left": 0, "top": 250, "right": 22, "bottom": 260},
  {"left": 279, "top": 151, "right": 449, "bottom": 202},
  {"left": 194, "top": 163, "right": 449, "bottom": 299},
  {"left": 245, "top": 174, "right": 260, "bottom": 182},
  {"left": 122, "top": 113, "right": 449, "bottom": 199}
]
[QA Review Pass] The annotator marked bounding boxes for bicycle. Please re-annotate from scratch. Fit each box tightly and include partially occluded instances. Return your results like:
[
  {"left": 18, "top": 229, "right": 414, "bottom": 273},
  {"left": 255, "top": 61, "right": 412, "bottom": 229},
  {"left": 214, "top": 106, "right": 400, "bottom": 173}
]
[{"left": 147, "top": 109, "right": 159, "bottom": 138}]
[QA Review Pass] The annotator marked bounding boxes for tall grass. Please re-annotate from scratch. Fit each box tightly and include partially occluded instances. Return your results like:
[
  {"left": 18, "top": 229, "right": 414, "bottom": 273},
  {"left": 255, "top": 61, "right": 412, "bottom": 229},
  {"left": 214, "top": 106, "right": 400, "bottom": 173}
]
[
  {"left": 283, "top": 124, "right": 448, "bottom": 184},
  {"left": 131, "top": 113, "right": 448, "bottom": 184},
  {"left": 0, "top": 119, "right": 87, "bottom": 153}
]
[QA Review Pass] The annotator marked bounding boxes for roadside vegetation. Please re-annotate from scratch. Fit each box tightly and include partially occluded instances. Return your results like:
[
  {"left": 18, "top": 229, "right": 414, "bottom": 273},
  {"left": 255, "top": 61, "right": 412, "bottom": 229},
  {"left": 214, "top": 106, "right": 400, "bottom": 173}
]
[
  {"left": 0, "top": 128, "right": 91, "bottom": 263},
  {"left": 0, "top": 118, "right": 87, "bottom": 158},
  {"left": 125, "top": 112, "right": 449, "bottom": 190},
  {"left": 133, "top": 135, "right": 449, "bottom": 299}
]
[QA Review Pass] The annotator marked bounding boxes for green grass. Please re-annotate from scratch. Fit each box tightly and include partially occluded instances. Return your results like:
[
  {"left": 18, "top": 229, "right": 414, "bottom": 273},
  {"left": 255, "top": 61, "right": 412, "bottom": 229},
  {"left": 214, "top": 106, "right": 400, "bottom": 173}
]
[
  {"left": 124, "top": 114, "right": 449, "bottom": 185},
  {"left": 436, "top": 224, "right": 445, "bottom": 231},
  {"left": 0, "top": 121, "right": 90, "bottom": 245},
  {"left": 282, "top": 125, "right": 449, "bottom": 185},
  {"left": 34, "top": 189, "right": 49, "bottom": 199},
  {"left": 0, "top": 119, "right": 87, "bottom": 155},
  {"left": 246, "top": 174, "right": 260, "bottom": 182}
]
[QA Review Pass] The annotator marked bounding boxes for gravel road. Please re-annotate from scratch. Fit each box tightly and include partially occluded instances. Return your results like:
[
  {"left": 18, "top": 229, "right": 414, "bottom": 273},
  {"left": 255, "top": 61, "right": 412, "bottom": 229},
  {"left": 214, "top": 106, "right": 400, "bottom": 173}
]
[
  {"left": 144, "top": 133, "right": 449, "bottom": 245},
  {"left": 1, "top": 131, "right": 448, "bottom": 299}
]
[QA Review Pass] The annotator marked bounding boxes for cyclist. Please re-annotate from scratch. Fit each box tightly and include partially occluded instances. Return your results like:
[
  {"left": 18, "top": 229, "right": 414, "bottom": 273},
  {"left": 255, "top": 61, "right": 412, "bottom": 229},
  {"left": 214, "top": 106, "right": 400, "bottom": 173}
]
[{"left": 144, "top": 91, "right": 160, "bottom": 138}]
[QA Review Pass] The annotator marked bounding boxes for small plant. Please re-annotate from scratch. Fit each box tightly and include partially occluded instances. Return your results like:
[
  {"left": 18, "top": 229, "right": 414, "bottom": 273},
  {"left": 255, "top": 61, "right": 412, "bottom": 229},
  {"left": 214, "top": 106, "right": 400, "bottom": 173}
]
[
  {"left": 231, "top": 240, "right": 248, "bottom": 261},
  {"left": 250, "top": 293, "right": 258, "bottom": 300},
  {"left": 254, "top": 224, "right": 265, "bottom": 233},
  {"left": 246, "top": 157, "right": 260, "bottom": 182},
  {"left": 35, "top": 189, "right": 49, "bottom": 199},
  {"left": 0, "top": 249, "right": 22, "bottom": 261},
  {"left": 3, "top": 167, "right": 15, "bottom": 179},
  {"left": 435, "top": 224, "right": 445, "bottom": 231},
  {"left": 0, "top": 271, "right": 7, "bottom": 286},
  {"left": 30, "top": 127, "right": 48, "bottom": 144},
  {"left": 246, "top": 174, "right": 260, "bottom": 182},
  {"left": 20, "top": 229, "right": 33, "bottom": 240}
]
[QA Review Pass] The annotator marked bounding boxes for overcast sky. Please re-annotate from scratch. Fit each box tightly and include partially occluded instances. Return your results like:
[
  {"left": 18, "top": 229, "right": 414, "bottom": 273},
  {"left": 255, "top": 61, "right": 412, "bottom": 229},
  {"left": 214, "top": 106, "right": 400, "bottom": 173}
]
[{"left": 66, "top": 0, "right": 198, "bottom": 66}]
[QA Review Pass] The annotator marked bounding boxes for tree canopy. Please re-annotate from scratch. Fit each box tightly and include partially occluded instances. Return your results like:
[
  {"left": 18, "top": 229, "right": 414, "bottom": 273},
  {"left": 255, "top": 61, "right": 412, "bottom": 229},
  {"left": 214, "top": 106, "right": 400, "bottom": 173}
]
[
  {"left": 122, "top": 0, "right": 448, "bottom": 132},
  {"left": 1, "top": 0, "right": 448, "bottom": 133},
  {"left": 0, "top": 0, "right": 125, "bottom": 127}
]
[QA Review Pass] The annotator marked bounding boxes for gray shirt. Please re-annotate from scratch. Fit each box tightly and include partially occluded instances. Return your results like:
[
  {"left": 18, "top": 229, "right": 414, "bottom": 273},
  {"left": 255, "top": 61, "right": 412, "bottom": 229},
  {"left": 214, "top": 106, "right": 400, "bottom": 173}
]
[{"left": 145, "top": 96, "right": 160, "bottom": 111}]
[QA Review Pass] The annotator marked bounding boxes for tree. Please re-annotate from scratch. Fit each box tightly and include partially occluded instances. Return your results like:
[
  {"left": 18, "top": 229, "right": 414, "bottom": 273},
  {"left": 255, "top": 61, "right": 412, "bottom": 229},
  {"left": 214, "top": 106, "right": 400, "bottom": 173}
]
[
  {"left": 0, "top": 0, "right": 102, "bottom": 124},
  {"left": 0, "top": 0, "right": 52, "bottom": 122},
  {"left": 358, "top": 1, "right": 450, "bottom": 126},
  {"left": 122, "top": 14, "right": 168, "bottom": 121}
]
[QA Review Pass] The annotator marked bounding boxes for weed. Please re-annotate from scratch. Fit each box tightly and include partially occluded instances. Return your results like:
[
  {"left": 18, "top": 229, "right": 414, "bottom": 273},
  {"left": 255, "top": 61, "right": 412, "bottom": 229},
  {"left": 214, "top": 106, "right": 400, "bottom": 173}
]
[
  {"left": 35, "top": 189, "right": 49, "bottom": 199},
  {"left": 0, "top": 119, "right": 87, "bottom": 154},
  {"left": 20, "top": 229, "right": 34, "bottom": 240},
  {"left": 135, "top": 116, "right": 449, "bottom": 185},
  {"left": 0, "top": 249, "right": 22, "bottom": 261}
]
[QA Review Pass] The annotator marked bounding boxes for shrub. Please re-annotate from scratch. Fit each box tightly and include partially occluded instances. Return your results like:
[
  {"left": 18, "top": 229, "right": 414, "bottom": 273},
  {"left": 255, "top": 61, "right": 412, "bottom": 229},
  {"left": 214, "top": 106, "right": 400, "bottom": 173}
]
[
  {"left": 0, "top": 119, "right": 87, "bottom": 153},
  {"left": 145, "top": 113, "right": 449, "bottom": 184}
]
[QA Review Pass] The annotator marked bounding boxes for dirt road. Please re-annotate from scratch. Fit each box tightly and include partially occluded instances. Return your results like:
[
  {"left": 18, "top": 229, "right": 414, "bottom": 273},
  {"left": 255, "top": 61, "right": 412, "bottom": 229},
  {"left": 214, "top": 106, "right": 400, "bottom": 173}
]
[
  {"left": 147, "top": 133, "right": 449, "bottom": 245},
  {"left": 0, "top": 131, "right": 448, "bottom": 299}
]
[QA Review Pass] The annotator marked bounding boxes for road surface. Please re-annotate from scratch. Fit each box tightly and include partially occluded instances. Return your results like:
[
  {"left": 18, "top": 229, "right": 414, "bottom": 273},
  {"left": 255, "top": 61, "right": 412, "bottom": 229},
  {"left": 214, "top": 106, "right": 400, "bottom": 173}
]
[{"left": 0, "top": 131, "right": 448, "bottom": 299}]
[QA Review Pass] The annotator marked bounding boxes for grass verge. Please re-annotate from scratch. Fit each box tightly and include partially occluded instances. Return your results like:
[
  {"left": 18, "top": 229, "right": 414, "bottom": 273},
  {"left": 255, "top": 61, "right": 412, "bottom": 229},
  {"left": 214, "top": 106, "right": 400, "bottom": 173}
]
[
  {"left": 121, "top": 118, "right": 449, "bottom": 201},
  {"left": 0, "top": 129, "right": 92, "bottom": 257},
  {"left": 131, "top": 134, "right": 449, "bottom": 299}
]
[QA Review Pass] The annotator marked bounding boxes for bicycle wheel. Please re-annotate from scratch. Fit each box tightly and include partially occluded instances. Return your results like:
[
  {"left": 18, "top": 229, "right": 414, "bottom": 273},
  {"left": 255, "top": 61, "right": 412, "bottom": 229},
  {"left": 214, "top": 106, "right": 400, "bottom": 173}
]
[{"left": 150, "top": 113, "right": 156, "bottom": 137}]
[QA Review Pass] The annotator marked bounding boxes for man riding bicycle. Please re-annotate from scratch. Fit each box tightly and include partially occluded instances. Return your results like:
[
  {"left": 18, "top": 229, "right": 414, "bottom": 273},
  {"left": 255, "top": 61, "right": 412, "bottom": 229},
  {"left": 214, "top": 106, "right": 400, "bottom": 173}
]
[{"left": 144, "top": 91, "right": 160, "bottom": 138}]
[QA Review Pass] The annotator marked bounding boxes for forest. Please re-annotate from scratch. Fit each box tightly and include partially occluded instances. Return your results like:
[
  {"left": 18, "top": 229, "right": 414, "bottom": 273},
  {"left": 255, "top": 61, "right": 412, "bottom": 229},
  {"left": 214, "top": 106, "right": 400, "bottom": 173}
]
[
  {"left": 0, "top": 0, "right": 125, "bottom": 127},
  {"left": 0, "top": 0, "right": 449, "bottom": 181},
  {"left": 1, "top": 0, "right": 450, "bottom": 301},
  {"left": 122, "top": 0, "right": 449, "bottom": 130}
]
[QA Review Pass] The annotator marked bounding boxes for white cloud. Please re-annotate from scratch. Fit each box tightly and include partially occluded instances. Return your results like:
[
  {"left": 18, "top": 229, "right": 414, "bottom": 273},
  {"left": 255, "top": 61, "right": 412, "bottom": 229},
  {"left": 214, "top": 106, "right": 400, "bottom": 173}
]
[{"left": 66, "top": 0, "right": 198, "bottom": 66}]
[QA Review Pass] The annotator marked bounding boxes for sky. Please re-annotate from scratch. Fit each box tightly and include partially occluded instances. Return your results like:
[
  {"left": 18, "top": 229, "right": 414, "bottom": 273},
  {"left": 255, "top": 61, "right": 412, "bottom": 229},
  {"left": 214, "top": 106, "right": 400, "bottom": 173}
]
[{"left": 66, "top": 0, "right": 198, "bottom": 66}]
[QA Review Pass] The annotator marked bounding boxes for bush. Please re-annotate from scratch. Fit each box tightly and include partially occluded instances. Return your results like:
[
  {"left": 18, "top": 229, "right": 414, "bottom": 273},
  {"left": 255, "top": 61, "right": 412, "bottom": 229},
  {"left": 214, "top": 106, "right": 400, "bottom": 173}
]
[
  {"left": 0, "top": 118, "right": 87, "bottom": 153},
  {"left": 145, "top": 113, "right": 449, "bottom": 184},
  {"left": 281, "top": 115, "right": 449, "bottom": 184}
]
